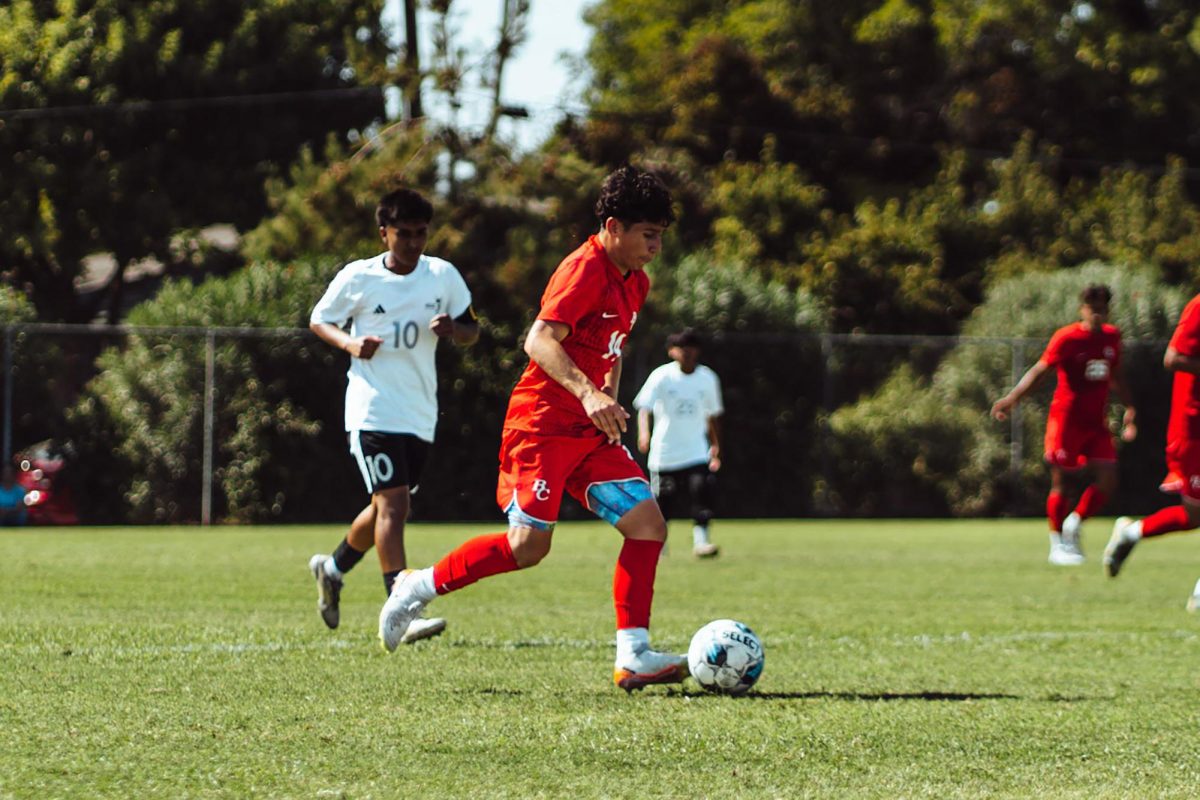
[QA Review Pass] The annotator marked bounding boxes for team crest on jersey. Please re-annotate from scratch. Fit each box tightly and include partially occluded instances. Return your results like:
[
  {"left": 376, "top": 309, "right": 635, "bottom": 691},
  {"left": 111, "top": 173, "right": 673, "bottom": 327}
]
[{"left": 1104, "top": 346, "right": 1115, "bottom": 359}]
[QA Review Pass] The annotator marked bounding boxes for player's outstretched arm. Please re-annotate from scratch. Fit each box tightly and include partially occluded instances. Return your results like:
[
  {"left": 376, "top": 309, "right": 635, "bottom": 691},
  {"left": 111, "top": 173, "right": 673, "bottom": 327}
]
[
  {"left": 525, "top": 319, "right": 629, "bottom": 443},
  {"left": 991, "top": 361, "right": 1049, "bottom": 421}
]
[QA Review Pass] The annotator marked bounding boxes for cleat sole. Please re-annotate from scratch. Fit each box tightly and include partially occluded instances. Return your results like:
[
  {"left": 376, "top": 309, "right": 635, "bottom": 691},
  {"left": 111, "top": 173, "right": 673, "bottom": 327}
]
[
  {"left": 613, "top": 663, "right": 687, "bottom": 693},
  {"left": 400, "top": 617, "right": 447, "bottom": 644}
]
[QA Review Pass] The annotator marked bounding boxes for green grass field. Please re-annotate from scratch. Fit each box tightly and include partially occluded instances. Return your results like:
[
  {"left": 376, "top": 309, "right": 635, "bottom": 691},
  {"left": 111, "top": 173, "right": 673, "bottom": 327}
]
[{"left": 3, "top": 519, "right": 1200, "bottom": 798}]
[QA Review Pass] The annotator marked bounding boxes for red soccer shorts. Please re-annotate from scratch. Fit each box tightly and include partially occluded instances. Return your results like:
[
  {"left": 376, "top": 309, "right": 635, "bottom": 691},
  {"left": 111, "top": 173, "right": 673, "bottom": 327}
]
[
  {"left": 1164, "top": 437, "right": 1200, "bottom": 501},
  {"left": 495, "top": 428, "right": 647, "bottom": 526},
  {"left": 1043, "top": 416, "right": 1116, "bottom": 471}
]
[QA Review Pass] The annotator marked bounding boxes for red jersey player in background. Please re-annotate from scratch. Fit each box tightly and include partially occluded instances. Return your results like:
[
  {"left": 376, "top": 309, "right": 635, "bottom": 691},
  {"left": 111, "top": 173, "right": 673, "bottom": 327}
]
[
  {"left": 1105, "top": 291, "right": 1200, "bottom": 609},
  {"left": 376, "top": 166, "right": 691, "bottom": 691},
  {"left": 992, "top": 284, "right": 1137, "bottom": 565}
]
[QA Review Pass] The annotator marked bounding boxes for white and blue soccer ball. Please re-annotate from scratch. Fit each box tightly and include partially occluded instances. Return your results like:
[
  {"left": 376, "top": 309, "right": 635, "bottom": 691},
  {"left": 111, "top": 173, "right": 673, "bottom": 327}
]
[{"left": 687, "top": 619, "right": 764, "bottom": 695}]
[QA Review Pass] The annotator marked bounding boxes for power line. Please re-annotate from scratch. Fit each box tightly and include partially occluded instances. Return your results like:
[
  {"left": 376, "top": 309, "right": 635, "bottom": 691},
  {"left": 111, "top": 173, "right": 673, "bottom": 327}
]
[
  {"left": 0, "top": 86, "right": 383, "bottom": 122},
  {"left": 5, "top": 80, "right": 1198, "bottom": 181},
  {"left": 440, "top": 83, "right": 1200, "bottom": 179}
]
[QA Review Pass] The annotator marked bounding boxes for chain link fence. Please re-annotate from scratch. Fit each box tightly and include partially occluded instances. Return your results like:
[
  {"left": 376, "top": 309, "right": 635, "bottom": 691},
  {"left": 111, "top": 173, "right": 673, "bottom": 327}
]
[{"left": 2, "top": 324, "right": 1174, "bottom": 525}]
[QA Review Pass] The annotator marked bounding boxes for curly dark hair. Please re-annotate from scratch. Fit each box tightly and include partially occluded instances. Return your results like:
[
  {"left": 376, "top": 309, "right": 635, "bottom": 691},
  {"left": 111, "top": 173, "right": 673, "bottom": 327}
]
[
  {"left": 376, "top": 188, "right": 433, "bottom": 228},
  {"left": 1080, "top": 283, "right": 1112, "bottom": 308},
  {"left": 594, "top": 166, "right": 675, "bottom": 226}
]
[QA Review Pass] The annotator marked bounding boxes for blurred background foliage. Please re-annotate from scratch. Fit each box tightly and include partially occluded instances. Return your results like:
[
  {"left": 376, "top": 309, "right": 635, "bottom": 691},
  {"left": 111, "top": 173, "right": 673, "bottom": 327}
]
[
  {"left": 5, "top": 0, "right": 1200, "bottom": 521},
  {"left": 827, "top": 264, "right": 1188, "bottom": 518}
]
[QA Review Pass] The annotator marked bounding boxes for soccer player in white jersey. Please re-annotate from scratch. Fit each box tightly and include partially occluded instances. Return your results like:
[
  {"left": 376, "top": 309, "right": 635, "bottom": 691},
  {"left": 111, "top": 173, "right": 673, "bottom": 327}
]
[
  {"left": 634, "top": 328, "right": 724, "bottom": 558},
  {"left": 307, "top": 188, "right": 478, "bottom": 642}
]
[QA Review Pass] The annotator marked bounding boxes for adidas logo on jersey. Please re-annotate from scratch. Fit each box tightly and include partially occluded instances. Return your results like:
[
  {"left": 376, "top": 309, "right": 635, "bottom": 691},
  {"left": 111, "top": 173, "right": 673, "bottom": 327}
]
[{"left": 373, "top": 305, "right": 386, "bottom": 314}]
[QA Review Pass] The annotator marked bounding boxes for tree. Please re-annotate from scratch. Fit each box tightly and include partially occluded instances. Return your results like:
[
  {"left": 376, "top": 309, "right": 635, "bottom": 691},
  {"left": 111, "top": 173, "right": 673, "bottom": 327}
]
[
  {"left": 0, "top": 0, "right": 389, "bottom": 322},
  {"left": 579, "top": 0, "right": 1200, "bottom": 198},
  {"left": 482, "top": 0, "right": 531, "bottom": 142}
]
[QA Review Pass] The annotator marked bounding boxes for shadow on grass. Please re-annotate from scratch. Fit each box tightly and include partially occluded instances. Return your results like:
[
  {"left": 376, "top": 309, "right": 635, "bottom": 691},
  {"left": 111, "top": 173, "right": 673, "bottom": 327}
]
[
  {"left": 667, "top": 689, "right": 1095, "bottom": 702},
  {"left": 747, "top": 690, "right": 1020, "bottom": 701}
]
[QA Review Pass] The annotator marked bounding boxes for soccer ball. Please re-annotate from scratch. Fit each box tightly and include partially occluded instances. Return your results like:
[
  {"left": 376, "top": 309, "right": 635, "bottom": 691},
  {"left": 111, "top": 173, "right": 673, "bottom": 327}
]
[{"left": 687, "top": 619, "right": 764, "bottom": 695}]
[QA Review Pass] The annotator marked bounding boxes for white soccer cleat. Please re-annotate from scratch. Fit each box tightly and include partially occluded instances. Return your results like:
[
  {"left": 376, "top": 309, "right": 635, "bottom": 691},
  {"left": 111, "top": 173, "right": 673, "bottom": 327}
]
[
  {"left": 1048, "top": 542, "right": 1085, "bottom": 566},
  {"left": 613, "top": 648, "right": 688, "bottom": 693},
  {"left": 309, "top": 554, "right": 343, "bottom": 629},
  {"left": 1186, "top": 579, "right": 1200, "bottom": 613},
  {"left": 400, "top": 616, "right": 447, "bottom": 644},
  {"left": 1060, "top": 512, "right": 1084, "bottom": 559},
  {"left": 1103, "top": 516, "right": 1138, "bottom": 578},
  {"left": 693, "top": 542, "right": 720, "bottom": 559},
  {"left": 378, "top": 570, "right": 427, "bottom": 652}
]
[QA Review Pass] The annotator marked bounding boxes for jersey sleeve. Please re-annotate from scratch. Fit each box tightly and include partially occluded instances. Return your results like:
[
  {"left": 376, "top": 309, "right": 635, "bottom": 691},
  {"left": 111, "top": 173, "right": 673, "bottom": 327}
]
[
  {"left": 1170, "top": 298, "right": 1200, "bottom": 357},
  {"left": 1038, "top": 327, "right": 1068, "bottom": 368},
  {"left": 310, "top": 264, "right": 360, "bottom": 326},
  {"left": 443, "top": 263, "right": 473, "bottom": 319},
  {"left": 633, "top": 367, "right": 661, "bottom": 411},
  {"left": 538, "top": 258, "right": 603, "bottom": 333}
]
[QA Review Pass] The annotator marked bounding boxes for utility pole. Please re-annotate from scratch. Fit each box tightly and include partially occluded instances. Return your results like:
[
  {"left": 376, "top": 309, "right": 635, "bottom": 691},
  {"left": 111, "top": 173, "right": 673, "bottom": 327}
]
[
  {"left": 484, "top": 0, "right": 529, "bottom": 141},
  {"left": 402, "top": 0, "right": 423, "bottom": 121}
]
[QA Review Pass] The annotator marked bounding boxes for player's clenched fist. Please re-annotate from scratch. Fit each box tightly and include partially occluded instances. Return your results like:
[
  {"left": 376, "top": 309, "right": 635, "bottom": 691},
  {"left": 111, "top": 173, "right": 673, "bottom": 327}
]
[{"left": 347, "top": 335, "right": 383, "bottom": 359}]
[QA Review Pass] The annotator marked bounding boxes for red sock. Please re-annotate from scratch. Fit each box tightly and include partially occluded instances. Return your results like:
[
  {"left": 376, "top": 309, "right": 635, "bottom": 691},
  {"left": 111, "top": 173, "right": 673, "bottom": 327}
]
[
  {"left": 1074, "top": 486, "right": 1108, "bottom": 520},
  {"left": 1046, "top": 491, "right": 1069, "bottom": 532},
  {"left": 1141, "top": 506, "right": 1197, "bottom": 538},
  {"left": 613, "top": 539, "right": 663, "bottom": 630},
  {"left": 432, "top": 533, "right": 519, "bottom": 595}
]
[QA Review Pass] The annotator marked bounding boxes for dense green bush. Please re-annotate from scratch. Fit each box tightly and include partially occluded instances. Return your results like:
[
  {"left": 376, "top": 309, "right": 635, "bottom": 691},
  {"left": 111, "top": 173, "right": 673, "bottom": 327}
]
[
  {"left": 826, "top": 263, "right": 1189, "bottom": 517},
  {"left": 67, "top": 261, "right": 350, "bottom": 523}
]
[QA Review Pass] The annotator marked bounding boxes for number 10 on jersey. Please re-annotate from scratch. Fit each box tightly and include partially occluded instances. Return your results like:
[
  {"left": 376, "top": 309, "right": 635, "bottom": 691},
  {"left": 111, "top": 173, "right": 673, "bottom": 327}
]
[{"left": 394, "top": 321, "right": 419, "bottom": 349}]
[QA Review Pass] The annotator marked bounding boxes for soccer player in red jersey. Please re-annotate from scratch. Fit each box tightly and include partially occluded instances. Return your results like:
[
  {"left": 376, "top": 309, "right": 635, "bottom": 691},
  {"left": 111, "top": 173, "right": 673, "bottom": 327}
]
[
  {"left": 377, "top": 166, "right": 689, "bottom": 690},
  {"left": 1105, "top": 292, "right": 1200, "bottom": 608},
  {"left": 991, "top": 285, "right": 1137, "bottom": 565}
]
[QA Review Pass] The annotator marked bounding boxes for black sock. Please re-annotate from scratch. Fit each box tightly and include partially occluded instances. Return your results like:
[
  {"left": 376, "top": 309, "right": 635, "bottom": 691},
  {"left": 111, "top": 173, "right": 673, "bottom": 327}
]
[
  {"left": 383, "top": 570, "right": 402, "bottom": 596},
  {"left": 332, "top": 538, "right": 366, "bottom": 575}
]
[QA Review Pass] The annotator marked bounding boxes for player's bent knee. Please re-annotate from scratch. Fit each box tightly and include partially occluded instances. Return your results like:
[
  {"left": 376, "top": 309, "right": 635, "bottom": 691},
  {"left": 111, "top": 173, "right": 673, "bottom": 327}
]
[
  {"left": 374, "top": 486, "right": 412, "bottom": 517},
  {"left": 508, "top": 525, "right": 553, "bottom": 567},
  {"left": 615, "top": 498, "right": 668, "bottom": 542}
]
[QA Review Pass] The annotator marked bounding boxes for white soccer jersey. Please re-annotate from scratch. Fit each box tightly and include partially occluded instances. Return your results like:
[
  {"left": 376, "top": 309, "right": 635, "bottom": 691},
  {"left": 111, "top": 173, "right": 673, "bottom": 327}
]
[
  {"left": 633, "top": 362, "right": 723, "bottom": 471},
  {"left": 310, "top": 252, "right": 471, "bottom": 441}
]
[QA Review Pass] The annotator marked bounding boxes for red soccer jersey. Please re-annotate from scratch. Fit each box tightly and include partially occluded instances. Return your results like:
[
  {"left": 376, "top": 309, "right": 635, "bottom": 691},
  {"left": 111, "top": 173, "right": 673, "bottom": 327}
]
[
  {"left": 1038, "top": 322, "right": 1122, "bottom": 428},
  {"left": 1167, "top": 294, "right": 1200, "bottom": 442},
  {"left": 504, "top": 235, "right": 650, "bottom": 435}
]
